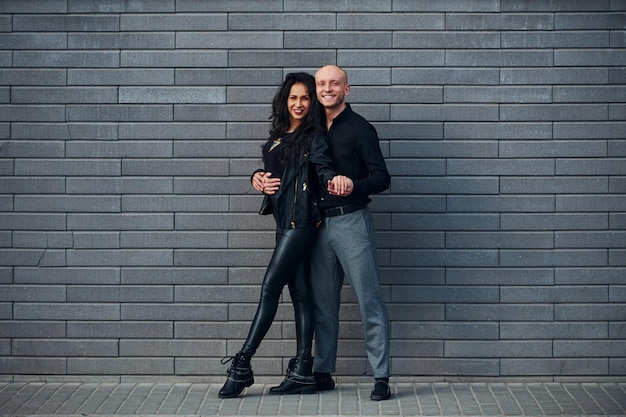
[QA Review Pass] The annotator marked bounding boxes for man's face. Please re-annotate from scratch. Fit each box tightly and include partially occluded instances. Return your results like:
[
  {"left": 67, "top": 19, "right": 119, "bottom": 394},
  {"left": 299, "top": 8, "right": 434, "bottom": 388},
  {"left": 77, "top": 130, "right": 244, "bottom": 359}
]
[{"left": 315, "top": 66, "right": 350, "bottom": 111}]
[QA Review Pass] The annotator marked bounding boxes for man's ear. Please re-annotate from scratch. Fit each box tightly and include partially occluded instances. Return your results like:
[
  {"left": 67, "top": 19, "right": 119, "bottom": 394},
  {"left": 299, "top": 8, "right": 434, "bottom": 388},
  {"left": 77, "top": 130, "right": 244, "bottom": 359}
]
[{"left": 345, "top": 85, "right": 351, "bottom": 96}]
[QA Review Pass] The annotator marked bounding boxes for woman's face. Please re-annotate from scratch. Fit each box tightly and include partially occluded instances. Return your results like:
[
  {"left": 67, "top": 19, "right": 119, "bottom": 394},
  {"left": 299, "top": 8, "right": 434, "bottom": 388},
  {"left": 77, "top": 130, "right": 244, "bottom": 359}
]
[{"left": 287, "top": 82, "right": 311, "bottom": 130}]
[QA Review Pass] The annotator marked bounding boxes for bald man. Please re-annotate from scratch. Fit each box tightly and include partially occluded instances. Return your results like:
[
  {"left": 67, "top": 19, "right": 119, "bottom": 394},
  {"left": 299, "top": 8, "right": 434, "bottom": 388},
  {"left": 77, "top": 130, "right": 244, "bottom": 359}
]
[{"left": 311, "top": 65, "right": 391, "bottom": 401}]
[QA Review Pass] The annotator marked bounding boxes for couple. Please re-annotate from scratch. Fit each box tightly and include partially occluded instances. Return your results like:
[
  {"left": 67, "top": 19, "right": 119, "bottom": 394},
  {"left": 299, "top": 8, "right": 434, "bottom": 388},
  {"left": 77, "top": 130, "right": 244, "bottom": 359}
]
[{"left": 218, "top": 65, "right": 391, "bottom": 401}]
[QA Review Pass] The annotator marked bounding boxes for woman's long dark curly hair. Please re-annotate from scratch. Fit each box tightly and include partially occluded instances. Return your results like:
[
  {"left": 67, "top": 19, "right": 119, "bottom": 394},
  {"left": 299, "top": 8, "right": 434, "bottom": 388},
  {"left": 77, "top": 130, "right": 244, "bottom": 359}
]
[{"left": 266, "top": 72, "right": 324, "bottom": 166}]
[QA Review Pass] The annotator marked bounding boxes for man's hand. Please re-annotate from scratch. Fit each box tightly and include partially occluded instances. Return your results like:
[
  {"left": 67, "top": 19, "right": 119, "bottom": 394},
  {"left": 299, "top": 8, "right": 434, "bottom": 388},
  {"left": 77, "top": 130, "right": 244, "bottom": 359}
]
[
  {"left": 253, "top": 171, "right": 281, "bottom": 195},
  {"left": 328, "top": 175, "right": 353, "bottom": 196}
]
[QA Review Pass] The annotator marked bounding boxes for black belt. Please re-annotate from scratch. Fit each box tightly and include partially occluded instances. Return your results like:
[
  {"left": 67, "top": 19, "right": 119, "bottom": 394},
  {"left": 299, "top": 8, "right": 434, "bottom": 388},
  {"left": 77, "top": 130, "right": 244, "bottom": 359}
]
[{"left": 321, "top": 203, "right": 366, "bottom": 218}]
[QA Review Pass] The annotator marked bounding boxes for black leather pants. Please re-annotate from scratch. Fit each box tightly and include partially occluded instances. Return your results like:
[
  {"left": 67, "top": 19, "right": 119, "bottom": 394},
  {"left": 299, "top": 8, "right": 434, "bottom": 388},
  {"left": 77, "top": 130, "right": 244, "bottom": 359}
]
[{"left": 241, "top": 226, "right": 317, "bottom": 358}]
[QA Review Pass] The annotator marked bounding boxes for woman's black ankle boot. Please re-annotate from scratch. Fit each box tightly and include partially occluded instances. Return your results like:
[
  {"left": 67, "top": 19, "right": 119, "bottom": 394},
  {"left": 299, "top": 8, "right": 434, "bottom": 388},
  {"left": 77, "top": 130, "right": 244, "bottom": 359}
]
[
  {"left": 269, "top": 355, "right": 315, "bottom": 395},
  {"left": 218, "top": 352, "right": 254, "bottom": 398}
]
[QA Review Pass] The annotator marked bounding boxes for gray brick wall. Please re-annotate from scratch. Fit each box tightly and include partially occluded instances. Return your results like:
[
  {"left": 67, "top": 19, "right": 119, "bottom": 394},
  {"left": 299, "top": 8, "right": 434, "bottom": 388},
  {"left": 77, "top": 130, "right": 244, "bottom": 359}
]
[{"left": 1, "top": 0, "right": 625, "bottom": 381}]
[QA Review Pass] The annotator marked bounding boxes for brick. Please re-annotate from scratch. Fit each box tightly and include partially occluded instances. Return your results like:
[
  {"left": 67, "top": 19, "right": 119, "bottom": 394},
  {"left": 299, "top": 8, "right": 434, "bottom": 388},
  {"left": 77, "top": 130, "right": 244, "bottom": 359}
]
[
  {"left": 446, "top": 13, "right": 553, "bottom": 30},
  {"left": 610, "top": 286, "right": 626, "bottom": 302},
  {"left": 174, "top": 249, "right": 272, "bottom": 267},
  {"left": 501, "top": 177, "right": 608, "bottom": 194},
  {"left": 501, "top": 322, "right": 608, "bottom": 339},
  {"left": 0, "top": 214, "right": 66, "bottom": 231},
  {"left": 66, "top": 105, "right": 173, "bottom": 122},
  {"left": 556, "top": 304, "right": 626, "bottom": 321},
  {"left": 14, "top": 267, "right": 119, "bottom": 284},
  {"left": 73, "top": 232, "right": 119, "bottom": 249},
  {"left": 555, "top": 122, "right": 626, "bottom": 139},
  {"left": 0, "top": 358, "right": 66, "bottom": 374},
  {"left": 610, "top": 104, "right": 626, "bottom": 120},
  {"left": 500, "top": 140, "right": 607, "bottom": 158},
  {"left": 0, "top": 106, "right": 65, "bottom": 122},
  {"left": 174, "top": 177, "right": 255, "bottom": 194},
  {"left": 12, "top": 231, "right": 73, "bottom": 248},
  {"left": 66, "top": 285, "right": 172, "bottom": 303},
  {"left": 501, "top": 213, "right": 608, "bottom": 231},
  {"left": 175, "top": 321, "right": 280, "bottom": 339},
  {"left": 0, "top": 141, "right": 65, "bottom": 158},
  {"left": 177, "top": 31, "right": 282, "bottom": 49},
  {"left": 67, "top": 178, "right": 172, "bottom": 194},
  {"left": 175, "top": 68, "right": 281, "bottom": 86},
  {"left": 0, "top": 0, "right": 66, "bottom": 13},
  {"left": 339, "top": 13, "right": 443, "bottom": 30},
  {"left": 67, "top": 213, "right": 173, "bottom": 230},
  {"left": 13, "top": 339, "right": 118, "bottom": 357},
  {"left": 0, "top": 69, "right": 67, "bottom": 85},
  {"left": 392, "top": 177, "right": 499, "bottom": 194},
  {"left": 555, "top": 268, "right": 624, "bottom": 285},
  {"left": 445, "top": 341, "right": 552, "bottom": 358},
  {"left": 391, "top": 249, "right": 499, "bottom": 267},
  {"left": 446, "top": 232, "right": 553, "bottom": 249},
  {"left": 66, "top": 140, "right": 172, "bottom": 157},
  {"left": 121, "top": 303, "right": 226, "bottom": 321},
  {"left": 284, "top": 0, "right": 390, "bottom": 12},
  {"left": 390, "top": 340, "right": 443, "bottom": 357},
  {"left": 500, "top": 249, "right": 607, "bottom": 267},
  {"left": 67, "top": 321, "right": 172, "bottom": 338},
  {"left": 556, "top": 12, "right": 626, "bottom": 29},
  {"left": 68, "top": 358, "right": 173, "bottom": 375},
  {"left": 447, "top": 196, "right": 554, "bottom": 212},
  {"left": 69, "top": 32, "right": 174, "bottom": 49},
  {"left": 554, "top": 86, "right": 626, "bottom": 103},
  {"left": 340, "top": 50, "right": 443, "bottom": 67},
  {"left": 393, "top": 68, "right": 499, "bottom": 85},
  {"left": 121, "top": 13, "right": 225, "bottom": 31},
  {"left": 0, "top": 285, "right": 65, "bottom": 302},
  {"left": 68, "top": 0, "right": 174, "bottom": 13},
  {"left": 393, "top": 104, "right": 498, "bottom": 121},
  {"left": 122, "top": 159, "right": 227, "bottom": 176},
  {"left": 554, "top": 340, "right": 625, "bottom": 357},
  {"left": 119, "top": 123, "right": 224, "bottom": 139},
  {"left": 447, "top": 303, "right": 554, "bottom": 321},
  {"left": 557, "top": 195, "right": 626, "bottom": 212},
  {"left": 13, "top": 14, "right": 118, "bottom": 32},
  {"left": 555, "top": 231, "right": 626, "bottom": 248},
  {"left": 392, "top": 322, "right": 499, "bottom": 339},
  {"left": 393, "top": 213, "right": 499, "bottom": 231},
  {"left": 394, "top": 0, "right": 499, "bottom": 12},
  {"left": 68, "top": 69, "right": 174, "bottom": 85},
  {"left": 370, "top": 196, "right": 445, "bottom": 213},
  {"left": 14, "top": 303, "right": 119, "bottom": 320},
  {"left": 174, "top": 104, "right": 268, "bottom": 122},
  {"left": 121, "top": 268, "right": 227, "bottom": 285},
  {"left": 227, "top": 231, "right": 274, "bottom": 249},
  {"left": 67, "top": 249, "right": 173, "bottom": 266},
  {"left": 350, "top": 86, "right": 441, "bottom": 104},
  {"left": 501, "top": 359, "right": 607, "bottom": 376},
  {"left": 0, "top": 321, "right": 65, "bottom": 337},
  {"left": 121, "top": 50, "right": 227, "bottom": 67},
  {"left": 120, "top": 339, "right": 225, "bottom": 356},
  {"left": 15, "top": 196, "right": 121, "bottom": 213},
  {"left": 15, "top": 159, "right": 121, "bottom": 176},
  {"left": 177, "top": 0, "right": 282, "bottom": 12},
  {"left": 446, "top": 122, "right": 552, "bottom": 139},
  {"left": 503, "top": 1, "right": 611, "bottom": 12},
  {"left": 230, "top": 49, "right": 334, "bottom": 67},
  {"left": 122, "top": 196, "right": 227, "bottom": 212},
  {"left": 286, "top": 31, "right": 392, "bottom": 49},
  {"left": 501, "top": 67, "right": 609, "bottom": 84},
  {"left": 14, "top": 51, "right": 119, "bottom": 68},
  {"left": 0, "top": 33, "right": 67, "bottom": 50},
  {"left": 501, "top": 104, "right": 608, "bottom": 121},
  {"left": 503, "top": 31, "right": 610, "bottom": 48},
  {"left": 119, "top": 87, "right": 225, "bottom": 104},
  {"left": 387, "top": 159, "right": 446, "bottom": 175},
  {"left": 557, "top": 158, "right": 626, "bottom": 175},
  {"left": 556, "top": 49, "right": 626, "bottom": 66},
  {"left": 448, "top": 158, "right": 554, "bottom": 175},
  {"left": 229, "top": 13, "right": 334, "bottom": 30},
  {"left": 446, "top": 50, "right": 553, "bottom": 67},
  {"left": 122, "top": 230, "right": 228, "bottom": 249},
  {"left": 501, "top": 286, "right": 607, "bottom": 303}
]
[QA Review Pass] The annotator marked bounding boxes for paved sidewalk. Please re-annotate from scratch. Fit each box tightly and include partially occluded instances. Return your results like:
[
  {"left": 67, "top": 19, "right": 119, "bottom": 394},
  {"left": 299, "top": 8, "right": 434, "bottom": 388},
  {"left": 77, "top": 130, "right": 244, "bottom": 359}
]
[{"left": 0, "top": 381, "right": 625, "bottom": 416}]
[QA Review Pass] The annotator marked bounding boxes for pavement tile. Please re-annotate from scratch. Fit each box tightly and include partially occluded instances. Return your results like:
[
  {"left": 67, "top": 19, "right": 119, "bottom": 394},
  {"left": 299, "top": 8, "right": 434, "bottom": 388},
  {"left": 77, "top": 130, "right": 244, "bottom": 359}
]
[{"left": 0, "top": 382, "right": 624, "bottom": 416}]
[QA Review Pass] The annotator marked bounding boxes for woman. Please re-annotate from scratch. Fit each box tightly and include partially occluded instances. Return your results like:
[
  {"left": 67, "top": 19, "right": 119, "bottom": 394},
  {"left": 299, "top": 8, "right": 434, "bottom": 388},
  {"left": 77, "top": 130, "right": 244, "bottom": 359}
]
[{"left": 218, "top": 73, "right": 338, "bottom": 398}]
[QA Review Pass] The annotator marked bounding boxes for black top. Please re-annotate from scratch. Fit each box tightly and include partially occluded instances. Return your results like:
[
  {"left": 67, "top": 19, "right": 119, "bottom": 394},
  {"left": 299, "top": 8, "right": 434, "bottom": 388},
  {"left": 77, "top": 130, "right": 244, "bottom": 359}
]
[{"left": 319, "top": 104, "right": 390, "bottom": 209}]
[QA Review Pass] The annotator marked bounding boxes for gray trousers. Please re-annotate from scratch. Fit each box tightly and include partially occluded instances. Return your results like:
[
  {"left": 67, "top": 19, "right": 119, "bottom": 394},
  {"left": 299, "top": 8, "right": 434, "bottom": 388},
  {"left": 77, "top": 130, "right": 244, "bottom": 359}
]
[{"left": 310, "top": 207, "right": 390, "bottom": 378}]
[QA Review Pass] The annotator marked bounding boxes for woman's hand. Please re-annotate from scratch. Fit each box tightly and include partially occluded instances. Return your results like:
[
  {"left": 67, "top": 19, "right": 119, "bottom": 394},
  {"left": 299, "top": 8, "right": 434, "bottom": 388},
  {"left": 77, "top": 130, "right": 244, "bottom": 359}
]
[
  {"left": 253, "top": 171, "right": 281, "bottom": 195},
  {"left": 328, "top": 175, "right": 353, "bottom": 196}
]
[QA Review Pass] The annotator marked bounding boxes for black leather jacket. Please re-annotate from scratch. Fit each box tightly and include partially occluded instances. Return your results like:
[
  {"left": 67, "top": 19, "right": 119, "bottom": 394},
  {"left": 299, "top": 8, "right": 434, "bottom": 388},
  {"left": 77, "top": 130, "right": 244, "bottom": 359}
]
[{"left": 254, "top": 131, "right": 335, "bottom": 229}]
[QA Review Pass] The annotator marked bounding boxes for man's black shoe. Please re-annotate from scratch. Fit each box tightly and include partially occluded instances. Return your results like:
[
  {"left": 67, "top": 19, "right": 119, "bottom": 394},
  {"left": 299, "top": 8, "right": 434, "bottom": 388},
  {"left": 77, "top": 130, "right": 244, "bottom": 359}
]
[
  {"left": 314, "top": 372, "right": 335, "bottom": 391},
  {"left": 370, "top": 380, "right": 391, "bottom": 401}
]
